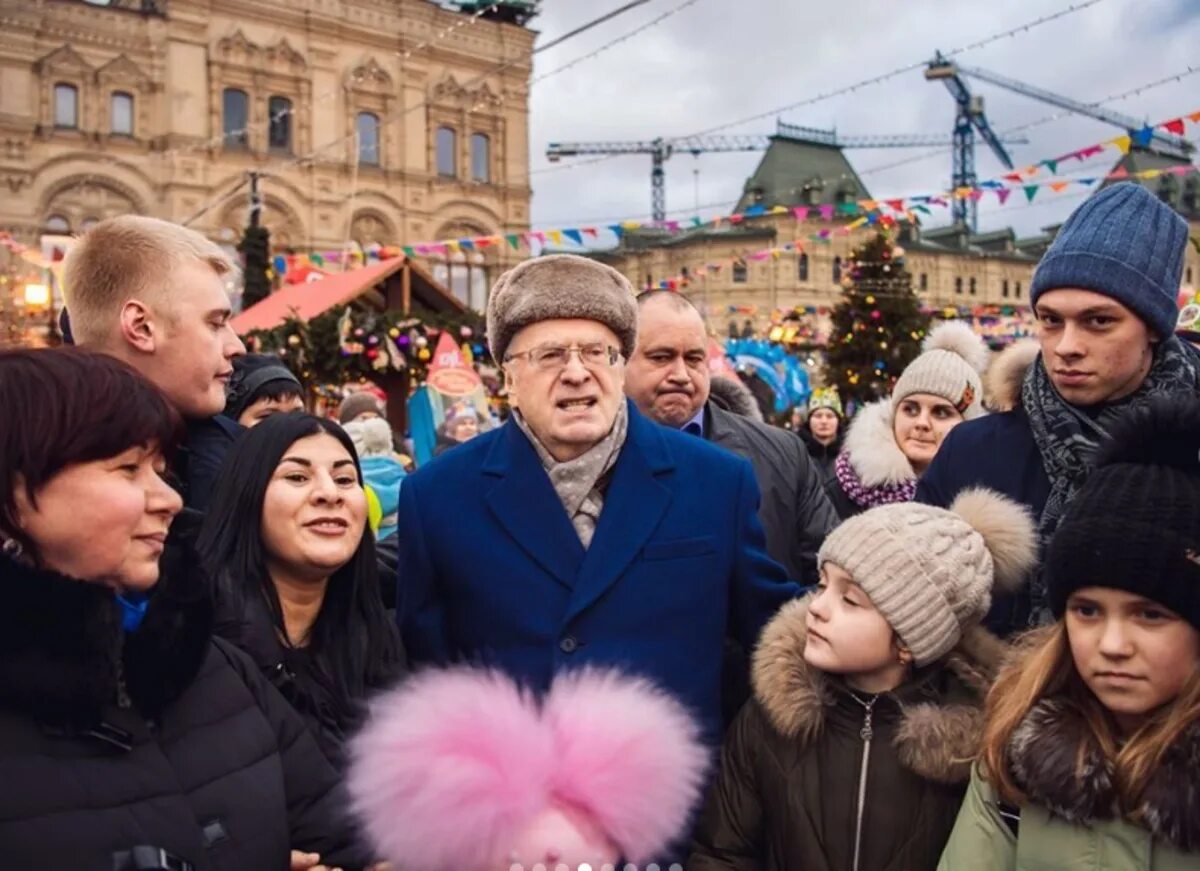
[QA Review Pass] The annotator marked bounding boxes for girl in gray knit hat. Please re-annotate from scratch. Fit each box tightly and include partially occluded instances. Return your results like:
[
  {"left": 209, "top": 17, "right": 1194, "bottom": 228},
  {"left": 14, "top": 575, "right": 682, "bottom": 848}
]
[
  {"left": 690, "top": 487, "right": 1036, "bottom": 871},
  {"left": 827, "top": 321, "right": 990, "bottom": 520}
]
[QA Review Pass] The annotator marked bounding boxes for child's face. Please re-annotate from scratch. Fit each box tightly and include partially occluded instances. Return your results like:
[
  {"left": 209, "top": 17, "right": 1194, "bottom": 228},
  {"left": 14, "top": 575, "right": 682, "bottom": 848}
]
[
  {"left": 237, "top": 393, "right": 304, "bottom": 428},
  {"left": 804, "top": 563, "right": 908, "bottom": 692},
  {"left": 1066, "top": 586, "right": 1200, "bottom": 733}
]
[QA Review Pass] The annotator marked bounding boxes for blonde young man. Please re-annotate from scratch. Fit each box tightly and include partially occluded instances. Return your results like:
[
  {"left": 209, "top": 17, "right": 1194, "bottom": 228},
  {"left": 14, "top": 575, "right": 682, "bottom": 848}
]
[{"left": 63, "top": 215, "right": 245, "bottom": 509}]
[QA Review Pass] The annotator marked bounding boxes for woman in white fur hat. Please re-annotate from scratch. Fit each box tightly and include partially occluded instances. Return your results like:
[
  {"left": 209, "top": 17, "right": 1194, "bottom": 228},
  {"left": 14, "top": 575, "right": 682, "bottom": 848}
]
[{"left": 826, "top": 321, "right": 990, "bottom": 519}]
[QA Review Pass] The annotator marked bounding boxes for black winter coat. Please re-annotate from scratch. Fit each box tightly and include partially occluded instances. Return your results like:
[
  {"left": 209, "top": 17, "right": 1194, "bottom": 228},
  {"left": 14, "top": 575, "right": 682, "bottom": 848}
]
[
  {"left": 798, "top": 428, "right": 841, "bottom": 484},
  {"left": 0, "top": 522, "right": 372, "bottom": 871}
]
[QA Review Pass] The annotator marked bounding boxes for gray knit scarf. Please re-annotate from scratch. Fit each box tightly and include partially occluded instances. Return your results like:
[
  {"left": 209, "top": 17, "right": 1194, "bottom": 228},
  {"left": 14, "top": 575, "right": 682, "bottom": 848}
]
[
  {"left": 513, "top": 401, "right": 629, "bottom": 548},
  {"left": 1022, "top": 336, "right": 1200, "bottom": 623}
]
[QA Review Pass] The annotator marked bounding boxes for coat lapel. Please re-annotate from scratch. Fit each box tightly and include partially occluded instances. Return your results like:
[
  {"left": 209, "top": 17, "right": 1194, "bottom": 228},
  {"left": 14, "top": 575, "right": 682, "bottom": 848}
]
[
  {"left": 483, "top": 421, "right": 585, "bottom": 590},
  {"left": 565, "top": 405, "right": 675, "bottom": 624}
]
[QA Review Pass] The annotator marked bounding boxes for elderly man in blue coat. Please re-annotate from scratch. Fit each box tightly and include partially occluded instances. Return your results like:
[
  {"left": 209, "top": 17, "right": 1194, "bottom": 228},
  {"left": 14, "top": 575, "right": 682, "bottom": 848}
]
[{"left": 395, "top": 254, "right": 799, "bottom": 744}]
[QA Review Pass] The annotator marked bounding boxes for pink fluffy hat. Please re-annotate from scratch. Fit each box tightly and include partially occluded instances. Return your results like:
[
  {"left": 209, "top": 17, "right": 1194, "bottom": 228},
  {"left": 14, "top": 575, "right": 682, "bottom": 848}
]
[{"left": 347, "top": 668, "right": 710, "bottom": 870}]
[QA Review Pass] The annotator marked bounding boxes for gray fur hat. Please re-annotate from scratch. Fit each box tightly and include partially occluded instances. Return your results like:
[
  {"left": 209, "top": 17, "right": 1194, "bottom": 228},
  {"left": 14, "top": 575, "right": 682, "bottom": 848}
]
[{"left": 486, "top": 254, "right": 638, "bottom": 364}]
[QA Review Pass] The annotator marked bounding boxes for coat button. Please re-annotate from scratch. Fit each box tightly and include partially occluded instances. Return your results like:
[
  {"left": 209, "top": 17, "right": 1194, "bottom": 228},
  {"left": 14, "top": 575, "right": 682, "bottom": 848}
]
[{"left": 559, "top": 635, "right": 579, "bottom": 654}]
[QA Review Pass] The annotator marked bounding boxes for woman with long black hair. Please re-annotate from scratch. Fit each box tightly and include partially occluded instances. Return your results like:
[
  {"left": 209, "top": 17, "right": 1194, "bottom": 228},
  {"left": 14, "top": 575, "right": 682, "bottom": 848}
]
[{"left": 199, "top": 412, "right": 406, "bottom": 768}]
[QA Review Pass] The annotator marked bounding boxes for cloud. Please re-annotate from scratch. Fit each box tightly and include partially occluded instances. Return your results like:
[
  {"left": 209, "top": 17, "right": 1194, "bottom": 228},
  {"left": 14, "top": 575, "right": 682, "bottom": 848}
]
[{"left": 525, "top": 0, "right": 1199, "bottom": 237}]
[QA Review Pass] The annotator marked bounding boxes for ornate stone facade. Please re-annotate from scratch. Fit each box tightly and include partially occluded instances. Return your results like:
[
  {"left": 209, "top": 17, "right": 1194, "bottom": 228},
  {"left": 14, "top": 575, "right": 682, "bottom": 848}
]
[{"left": 0, "top": 0, "right": 535, "bottom": 308}]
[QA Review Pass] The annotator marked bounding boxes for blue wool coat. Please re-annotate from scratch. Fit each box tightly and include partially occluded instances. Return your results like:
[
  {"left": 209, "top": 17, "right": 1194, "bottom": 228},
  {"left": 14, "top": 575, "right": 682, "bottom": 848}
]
[{"left": 395, "top": 401, "right": 799, "bottom": 743}]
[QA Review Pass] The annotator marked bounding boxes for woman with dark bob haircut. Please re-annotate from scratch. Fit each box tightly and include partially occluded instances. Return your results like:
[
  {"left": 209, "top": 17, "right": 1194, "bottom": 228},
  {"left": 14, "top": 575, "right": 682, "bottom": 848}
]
[
  {"left": 0, "top": 348, "right": 374, "bottom": 871},
  {"left": 200, "top": 412, "right": 405, "bottom": 768}
]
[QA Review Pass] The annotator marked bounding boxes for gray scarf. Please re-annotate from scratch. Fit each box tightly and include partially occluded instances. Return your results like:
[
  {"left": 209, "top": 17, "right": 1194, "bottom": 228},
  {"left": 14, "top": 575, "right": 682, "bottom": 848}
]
[
  {"left": 1022, "top": 336, "right": 1200, "bottom": 623},
  {"left": 513, "top": 401, "right": 629, "bottom": 548}
]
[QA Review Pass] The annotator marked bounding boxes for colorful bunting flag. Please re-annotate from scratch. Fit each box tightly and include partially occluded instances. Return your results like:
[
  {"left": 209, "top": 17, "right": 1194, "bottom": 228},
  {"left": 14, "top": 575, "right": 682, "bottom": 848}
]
[
  {"left": 1024, "top": 186, "right": 1038, "bottom": 203},
  {"left": 996, "top": 188, "right": 1011, "bottom": 205},
  {"left": 1049, "top": 181, "right": 1070, "bottom": 193},
  {"left": 505, "top": 234, "right": 521, "bottom": 250},
  {"left": 564, "top": 229, "right": 583, "bottom": 246},
  {"left": 1112, "top": 135, "right": 1132, "bottom": 155},
  {"left": 1132, "top": 125, "right": 1155, "bottom": 148}
]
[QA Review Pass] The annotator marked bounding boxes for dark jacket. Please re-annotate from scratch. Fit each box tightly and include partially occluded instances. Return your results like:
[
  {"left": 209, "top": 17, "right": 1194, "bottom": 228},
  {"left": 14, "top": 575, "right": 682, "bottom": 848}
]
[
  {"left": 690, "top": 597, "right": 1004, "bottom": 871},
  {"left": 798, "top": 427, "right": 842, "bottom": 483},
  {"left": 916, "top": 344, "right": 1050, "bottom": 635},
  {"left": 0, "top": 518, "right": 370, "bottom": 871},
  {"left": 706, "top": 385, "right": 837, "bottom": 585},
  {"left": 177, "top": 414, "right": 242, "bottom": 511},
  {"left": 397, "top": 399, "right": 800, "bottom": 745},
  {"left": 214, "top": 589, "right": 407, "bottom": 770}
]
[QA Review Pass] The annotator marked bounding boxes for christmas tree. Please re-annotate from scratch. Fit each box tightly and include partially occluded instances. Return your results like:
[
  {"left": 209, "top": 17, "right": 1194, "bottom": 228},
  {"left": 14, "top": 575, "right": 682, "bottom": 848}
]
[
  {"left": 238, "top": 224, "right": 272, "bottom": 309},
  {"left": 823, "top": 230, "right": 929, "bottom": 407}
]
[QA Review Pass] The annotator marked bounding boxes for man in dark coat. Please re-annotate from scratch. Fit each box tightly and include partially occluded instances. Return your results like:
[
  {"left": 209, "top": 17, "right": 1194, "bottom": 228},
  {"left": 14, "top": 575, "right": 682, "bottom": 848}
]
[
  {"left": 61, "top": 215, "right": 246, "bottom": 510},
  {"left": 625, "top": 290, "right": 836, "bottom": 585},
  {"left": 396, "top": 256, "right": 799, "bottom": 747},
  {"left": 917, "top": 183, "right": 1200, "bottom": 634}
]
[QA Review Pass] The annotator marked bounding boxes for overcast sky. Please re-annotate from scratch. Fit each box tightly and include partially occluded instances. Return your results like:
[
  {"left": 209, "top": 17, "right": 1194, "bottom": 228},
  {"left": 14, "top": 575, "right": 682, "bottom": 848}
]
[{"left": 521, "top": 0, "right": 1199, "bottom": 242}]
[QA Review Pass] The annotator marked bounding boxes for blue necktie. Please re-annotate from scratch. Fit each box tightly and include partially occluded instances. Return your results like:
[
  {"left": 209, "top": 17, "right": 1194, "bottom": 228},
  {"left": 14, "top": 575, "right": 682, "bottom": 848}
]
[{"left": 684, "top": 422, "right": 703, "bottom": 438}]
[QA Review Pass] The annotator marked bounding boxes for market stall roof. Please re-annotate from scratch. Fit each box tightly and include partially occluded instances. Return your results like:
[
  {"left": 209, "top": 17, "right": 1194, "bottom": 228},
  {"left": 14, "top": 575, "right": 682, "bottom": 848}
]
[{"left": 232, "top": 256, "right": 466, "bottom": 334}]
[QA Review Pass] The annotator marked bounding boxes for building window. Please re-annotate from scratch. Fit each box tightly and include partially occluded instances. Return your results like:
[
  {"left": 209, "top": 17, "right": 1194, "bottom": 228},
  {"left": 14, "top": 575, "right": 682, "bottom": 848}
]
[
  {"left": 437, "top": 126, "right": 457, "bottom": 177},
  {"left": 1002, "top": 279, "right": 1010, "bottom": 298},
  {"left": 732, "top": 261, "right": 747, "bottom": 283},
  {"left": 1014, "top": 281, "right": 1022, "bottom": 299},
  {"left": 223, "top": 88, "right": 249, "bottom": 148},
  {"left": 798, "top": 253, "right": 809, "bottom": 282},
  {"left": 1188, "top": 267, "right": 1194, "bottom": 285},
  {"left": 1184, "top": 182, "right": 1198, "bottom": 215},
  {"left": 832, "top": 256, "right": 842, "bottom": 283},
  {"left": 954, "top": 277, "right": 963, "bottom": 295},
  {"left": 268, "top": 96, "right": 292, "bottom": 152},
  {"left": 919, "top": 272, "right": 928, "bottom": 292},
  {"left": 357, "top": 112, "right": 380, "bottom": 165},
  {"left": 110, "top": 92, "right": 133, "bottom": 136},
  {"left": 969, "top": 277, "right": 977, "bottom": 296},
  {"left": 80, "top": 217, "right": 99, "bottom": 232},
  {"left": 54, "top": 83, "right": 78, "bottom": 128},
  {"left": 45, "top": 215, "right": 71, "bottom": 234},
  {"left": 470, "top": 133, "right": 490, "bottom": 183}
]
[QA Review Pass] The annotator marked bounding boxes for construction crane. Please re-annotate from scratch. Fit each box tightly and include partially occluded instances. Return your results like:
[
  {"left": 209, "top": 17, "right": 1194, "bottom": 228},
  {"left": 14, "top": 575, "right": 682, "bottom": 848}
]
[
  {"left": 546, "top": 122, "right": 1028, "bottom": 222},
  {"left": 926, "top": 51, "right": 1195, "bottom": 229}
]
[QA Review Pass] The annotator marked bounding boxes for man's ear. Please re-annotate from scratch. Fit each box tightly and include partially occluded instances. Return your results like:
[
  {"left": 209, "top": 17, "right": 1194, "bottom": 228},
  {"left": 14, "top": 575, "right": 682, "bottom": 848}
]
[
  {"left": 503, "top": 366, "right": 519, "bottom": 408},
  {"left": 118, "top": 299, "right": 156, "bottom": 353},
  {"left": 896, "top": 638, "right": 914, "bottom": 667}
]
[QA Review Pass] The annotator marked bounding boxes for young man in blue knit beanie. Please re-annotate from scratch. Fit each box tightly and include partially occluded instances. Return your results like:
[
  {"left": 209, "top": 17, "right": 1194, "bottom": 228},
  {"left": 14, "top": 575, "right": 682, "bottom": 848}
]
[{"left": 916, "top": 183, "right": 1200, "bottom": 637}]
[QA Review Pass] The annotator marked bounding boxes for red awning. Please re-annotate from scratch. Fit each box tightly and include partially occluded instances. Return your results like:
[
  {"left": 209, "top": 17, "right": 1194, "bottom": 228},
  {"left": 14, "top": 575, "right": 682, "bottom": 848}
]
[{"left": 232, "top": 257, "right": 407, "bottom": 334}]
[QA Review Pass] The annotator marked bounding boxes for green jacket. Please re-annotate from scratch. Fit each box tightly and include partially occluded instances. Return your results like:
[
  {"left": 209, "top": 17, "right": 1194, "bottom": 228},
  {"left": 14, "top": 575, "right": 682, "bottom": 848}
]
[
  {"left": 939, "top": 695, "right": 1200, "bottom": 870},
  {"left": 939, "top": 769, "right": 1198, "bottom": 871}
]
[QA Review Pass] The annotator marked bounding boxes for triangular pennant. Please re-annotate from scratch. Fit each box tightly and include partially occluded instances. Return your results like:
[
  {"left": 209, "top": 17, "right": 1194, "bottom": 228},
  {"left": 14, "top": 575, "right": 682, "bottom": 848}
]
[
  {"left": 459, "top": 239, "right": 476, "bottom": 251},
  {"left": 770, "top": 205, "right": 788, "bottom": 215},
  {"left": 913, "top": 205, "right": 931, "bottom": 215},
  {"left": 792, "top": 207, "right": 810, "bottom": 221},
  {"left": 1076, "top": 177, "right": 1098, "bottom": 186},
  {"left": 886, "top": 199, "right": 905, "bottom": 212},
  {"left": 584, "top": 227, "right": 598, "bottom": 238},
  {"left": 968, "top": 190, "right": 984, "bottom": 202},
  {"left": 547, "top": 230, "right": 563, "bottom": 245},
  {"left": 1043, "top": 160, "right": 1058, "bottom": 174},
  {"left": 729, "top": 214, "right": 745, "bottom": 224},
  {"left": 1109, "top": 166, "right": 1129, "bottom": 179},
  {"left": 1189, "top": 111, "right": 1200, "bottom": 124},
  {"left": 505, "top": 234, "right": 521, "bottom": 250},
  {"left": 402, "top": 246, "right": 415, "bottom": 258},
  {"left": 1024, "top": 186, "right": 1039, "bottom": 203},
  {"left": 691, "top": 217, "right": 703, "bottom": 228},
  {"left": 446, "top": 241, "right": 461, "bottom": 253},
  {"left": 996, "top": 188, "right": 1012, "bottom": 205},
  {"left": 1002, "top": 173, "right": 1023, "bottom": 183},
  {"left": 1049, "top": 181, "right": 1070, "bottom": 193},
  {"left": 475, "top": 237, "right": 495, "bottom": 249},
  {"left": 819, "top": 205, "right": 835, "bottom": 220},
  {"left": 665, "top": 220, "right": 680, "bottom": 232},
  {"left": 1132, "top": 125, "right": 1155, "bottom": 148},
  {"left": 1112, "top": 135, "right": 1132, "bottom": 155},
  {"left": 744, "top": 205, "right": 766, "bottom": 218},
  {"left": 563, "top": 229, "right": 583, "bottom": 246},
  {"left": 1164, "top": 118, "right": 1186, "bottom": 136}
]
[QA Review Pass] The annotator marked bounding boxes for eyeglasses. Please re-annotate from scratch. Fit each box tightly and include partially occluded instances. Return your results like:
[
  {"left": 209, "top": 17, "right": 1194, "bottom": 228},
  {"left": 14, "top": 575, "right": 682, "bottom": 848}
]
[{"left": 504, "top": 342, "right": 621, "bottom": 372}]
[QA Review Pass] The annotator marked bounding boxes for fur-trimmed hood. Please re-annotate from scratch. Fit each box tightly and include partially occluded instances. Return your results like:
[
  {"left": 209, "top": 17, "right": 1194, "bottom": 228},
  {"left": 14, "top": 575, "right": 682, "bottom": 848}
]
[
  {"left": 707, "top": 374, "right": 763, "bottom": 421},
  {"left": 0, "top": 510, "right": 213, "bottom": 725},
  {"left": 1009, "top": 697, "right": 1200, "bottom": 853},
  {"left": 984, "top": 340, "right": 1039, "bottom": 412},
  {"left": 751, "top": 595, "right": 1006, "bottom": 785},
  {"left": 840, "top": 398, "right": 914, "bottom": 487}
]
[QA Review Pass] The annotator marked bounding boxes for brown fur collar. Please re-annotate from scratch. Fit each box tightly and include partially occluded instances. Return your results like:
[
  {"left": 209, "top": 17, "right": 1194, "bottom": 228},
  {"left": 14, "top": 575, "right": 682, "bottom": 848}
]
[
  {"left": 1009, "top": 697, "right": 1200, "bottom": 852},
  {"left": 840, "top": 399, "right": 915, "bottom": 488},
  {"left": 984, "top": 340, "right": 1038, "bottom": 412},
  {"left": 752, "top": 595, "right": 1006, "bottom": 784}
]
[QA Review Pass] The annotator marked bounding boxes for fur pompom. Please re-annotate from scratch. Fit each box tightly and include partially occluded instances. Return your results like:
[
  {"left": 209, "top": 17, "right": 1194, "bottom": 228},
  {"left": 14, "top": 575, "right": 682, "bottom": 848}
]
[
  {"left": 347, "top": 668, "right": 552, "bottom": 870},
  {"left": 984, "top": 340, "right": 1038, "bottom": 412},
  {"left": 923, "top": 321, "right": 991, "bottom": 374},
  {"left": 347, "top": 668, "right": 707, "bottom": 870},
  {"left": 1095, "top": 395, "right": 1200, "bottom": 474},
  {"left": 950, "top": 488, "right": 1037, "bottom": 592},
  {"left": 544, "top": 670, "right": 709, "bottom": 863}
]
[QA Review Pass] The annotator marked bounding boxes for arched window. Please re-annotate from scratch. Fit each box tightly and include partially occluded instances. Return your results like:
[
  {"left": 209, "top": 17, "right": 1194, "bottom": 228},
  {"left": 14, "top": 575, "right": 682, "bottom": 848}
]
[
  {"left": 919, "top": 273, "right": 928, "bottom": 292},
  {"left": 732, "top": 261, "right": 748, "bottom": 283},
  {"left": 954, "top": 277, "right": 963, "bottom": 295},
  {"left": 54, "top": 83, "right": 78, "bottom": 128},
  {"left": 1014, "top": 281, "right": 1022, "bottom": 299},
  {"left": 110, "top": 92, "right": 133, "bottom": 136},
  {"left": 437, "top": 126, "right": 457, "bottom": 177},
  {"left": 470, "top": 133, "right": 490, "bottom": 183},
  {"left": 832, "top": 256, "right": 842, "bottom": 283},
  {"left": 357, "top": 112, "right": 380, "bottom": 165},
  {"left": 1002, "top": 279, "right": 1010, "bottom": 298},
  {"left": 969, "top": 277, "right": 977, "bottom": 296},
  {"left": 797, "top": 252, "right": 809, "bottom": 282},
  {"left": 80, "top": 217, "right": 99, "bottom": 232},
  {"left": 268, "top": 96, "right": 292, "bottom": 152},
  {"left": 222, "top": 88, "right": 249, "bottom": 148},
  {"left": 45, "top": 215, "right": 71, "bottom": 234}
]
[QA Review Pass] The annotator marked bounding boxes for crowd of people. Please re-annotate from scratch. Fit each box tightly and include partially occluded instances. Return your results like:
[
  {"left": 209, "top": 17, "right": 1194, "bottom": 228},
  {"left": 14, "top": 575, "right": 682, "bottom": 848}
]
[{"left": 0, "top": 181, "right": 1197, "bottom": 870}]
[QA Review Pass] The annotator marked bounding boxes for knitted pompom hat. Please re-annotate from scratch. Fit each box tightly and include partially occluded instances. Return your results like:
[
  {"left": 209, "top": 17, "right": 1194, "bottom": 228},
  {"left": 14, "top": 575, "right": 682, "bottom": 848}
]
[
  {"left": 347, "top": 667, "right": 709, "bottom": 871},
  {"left": 891, "top": 321, "right": 990, "bottom": 419},
  {"left": 819, "top": 488, "right": 1037, "bottom": 665}
]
